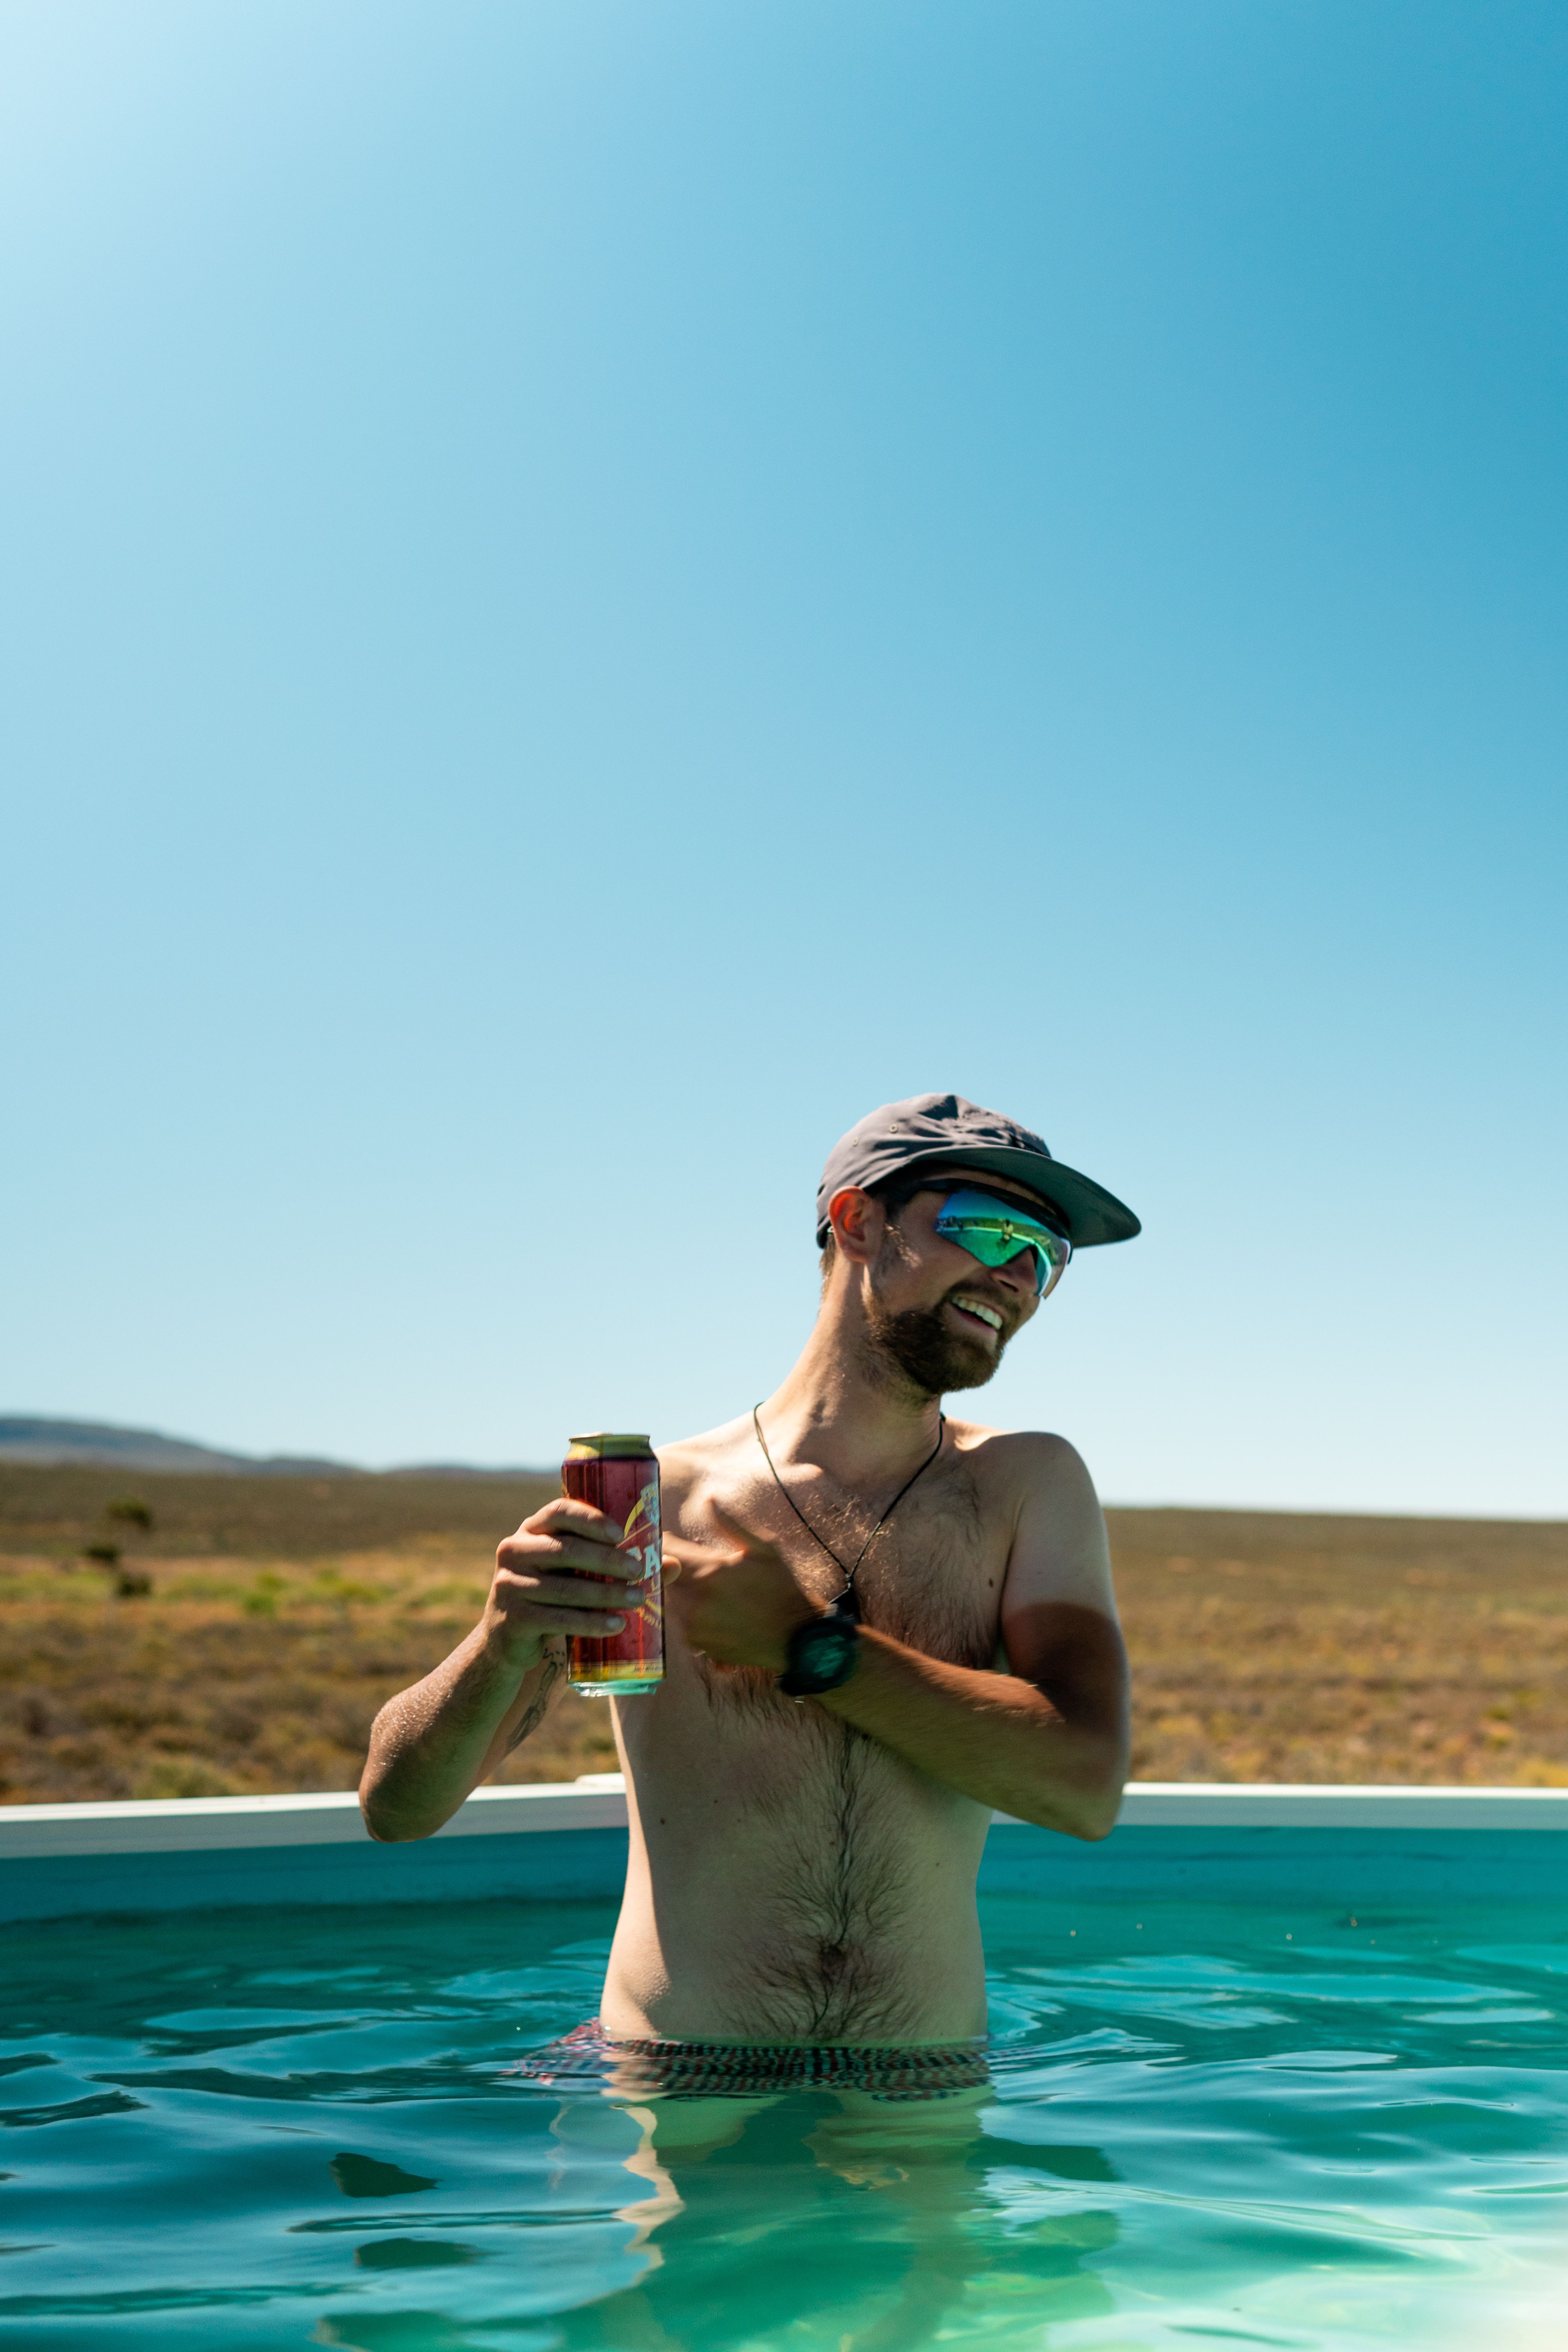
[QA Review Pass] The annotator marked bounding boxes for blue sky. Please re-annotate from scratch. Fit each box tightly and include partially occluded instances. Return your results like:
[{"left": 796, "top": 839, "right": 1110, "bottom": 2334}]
[{"left": 4, "top": 2, "right": 1564, "bottom": 1515}]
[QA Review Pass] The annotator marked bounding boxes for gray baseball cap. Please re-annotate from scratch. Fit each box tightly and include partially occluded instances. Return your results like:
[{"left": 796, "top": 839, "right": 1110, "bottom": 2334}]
[{"left": 816, "top": 1093, "right": 1141, "bottom": 1249}]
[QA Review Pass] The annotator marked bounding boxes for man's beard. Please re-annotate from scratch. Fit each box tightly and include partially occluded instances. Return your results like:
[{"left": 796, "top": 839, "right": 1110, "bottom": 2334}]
[{"left": 863, "top": 1285, "right": 1008, "bottom": 1399}]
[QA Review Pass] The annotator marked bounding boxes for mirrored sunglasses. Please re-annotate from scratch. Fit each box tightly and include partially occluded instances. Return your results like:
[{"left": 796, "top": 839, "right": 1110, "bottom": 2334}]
[{"left": 932, "top": 1187, "right": 1071, "bottom": 1299}]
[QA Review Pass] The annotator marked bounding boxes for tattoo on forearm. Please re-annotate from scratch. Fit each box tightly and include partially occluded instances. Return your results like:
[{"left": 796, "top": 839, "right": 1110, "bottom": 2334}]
[{"left": 505, "top": 1649, "right": 564, "bottom": 1753}]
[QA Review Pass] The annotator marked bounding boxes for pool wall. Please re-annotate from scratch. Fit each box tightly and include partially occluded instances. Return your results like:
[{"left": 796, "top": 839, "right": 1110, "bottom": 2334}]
[{"left": 4, "top": 1780, "right": 1566, "bottom": 1922}]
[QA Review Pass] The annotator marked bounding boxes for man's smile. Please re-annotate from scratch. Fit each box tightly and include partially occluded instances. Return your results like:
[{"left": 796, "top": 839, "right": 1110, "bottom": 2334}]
[{"left": 947, "top": 1292, "right": 1005, "bottom": 1338}]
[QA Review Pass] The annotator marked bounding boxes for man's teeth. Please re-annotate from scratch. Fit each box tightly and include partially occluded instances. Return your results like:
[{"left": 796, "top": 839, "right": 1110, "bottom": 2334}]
[{"left": 955, "top": 1298, "right": 1003, "bottom": 1331}]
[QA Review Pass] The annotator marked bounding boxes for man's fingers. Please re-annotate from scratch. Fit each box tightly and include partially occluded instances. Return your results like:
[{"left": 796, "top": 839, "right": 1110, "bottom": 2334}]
[
  {"left": 526, "top": 1604, "right": 627, "bottom": 1635},
  {"left": 519, "top": 1497, "right": 625, "bottom": 1544},
  {"left": 498, "top": 1531, "right": 634, "bottom": 1577},
  {"left": 705, "top": 1496, "right": 793, "bottom": 1573},
  {"left": 704, "top": 1495, "right": 769, "bottom": 1553},
  {"left": 499, "top": 1569, "right": 642, "bottom": 1612},
  {"left": 662, "top": 1533, "right": 744, "bottom": 1576},
  {"left": 660, "top": 1534, "right": 706, "bottom": 1564}
]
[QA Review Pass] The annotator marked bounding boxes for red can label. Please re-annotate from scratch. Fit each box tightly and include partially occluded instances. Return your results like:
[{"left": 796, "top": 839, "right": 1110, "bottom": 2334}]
[{"left": 561, "top": 1436, "right": 664, "bottom": 1694}]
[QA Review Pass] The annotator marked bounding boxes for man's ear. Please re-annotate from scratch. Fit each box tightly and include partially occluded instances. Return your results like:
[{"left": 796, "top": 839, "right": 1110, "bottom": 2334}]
[{"left": 827, "top": 1185, "right": 882, "bottom": 1266}]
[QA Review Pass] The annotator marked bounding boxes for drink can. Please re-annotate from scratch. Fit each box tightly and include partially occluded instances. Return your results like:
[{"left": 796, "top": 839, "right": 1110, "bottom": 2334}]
[{"left": 561, "top": 1433, "right": 664, "bottom": 1698}]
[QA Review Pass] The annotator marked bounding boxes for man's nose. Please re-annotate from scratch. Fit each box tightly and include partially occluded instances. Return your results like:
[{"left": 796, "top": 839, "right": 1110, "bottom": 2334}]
[{"left": 995, "top": 1250, "right": 1034, "bottom": 1297}]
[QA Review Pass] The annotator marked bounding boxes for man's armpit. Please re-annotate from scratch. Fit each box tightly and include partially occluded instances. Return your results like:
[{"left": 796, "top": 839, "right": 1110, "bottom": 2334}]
[{"left": 999, "top": 1601, "right": 1129, "bottom": 1730}]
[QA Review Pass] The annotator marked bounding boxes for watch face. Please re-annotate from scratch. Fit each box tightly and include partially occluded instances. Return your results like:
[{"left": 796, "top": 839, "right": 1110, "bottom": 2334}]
[
  {"left": 779, "top": 1613, "right": 861, "bottom": 1697},
  {"left": 803, "top": 1622, "right": 855, "bottom": 1670}
]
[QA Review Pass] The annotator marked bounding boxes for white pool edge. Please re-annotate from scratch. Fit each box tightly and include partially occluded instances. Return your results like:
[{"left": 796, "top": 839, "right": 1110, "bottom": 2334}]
[{"left": 3, "top": 1777, "right": 1566, "bottom": 1859}]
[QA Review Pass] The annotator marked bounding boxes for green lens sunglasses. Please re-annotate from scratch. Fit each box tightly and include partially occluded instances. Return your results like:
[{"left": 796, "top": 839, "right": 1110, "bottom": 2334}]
[{"left": 932, "top": 1187, "right": 1071, "bottom": 1299}]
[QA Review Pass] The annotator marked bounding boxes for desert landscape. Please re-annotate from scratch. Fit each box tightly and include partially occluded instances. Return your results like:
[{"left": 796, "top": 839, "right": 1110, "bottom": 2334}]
[{"left": 2, "top": 1462, "right": 1566, "bottom": 1804}]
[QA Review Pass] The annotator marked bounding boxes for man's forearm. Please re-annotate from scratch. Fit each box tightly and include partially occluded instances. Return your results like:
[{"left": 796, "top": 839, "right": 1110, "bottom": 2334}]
[
  {"left": 359, "top": 1628, "right": 560, "bottom": 1842},
  {"left": 816, "top": 1628, "right": 1126, "bottom": 1838}
]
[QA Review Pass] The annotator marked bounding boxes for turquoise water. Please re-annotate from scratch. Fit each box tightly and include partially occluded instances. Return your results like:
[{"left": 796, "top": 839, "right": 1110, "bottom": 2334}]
[{"left": 2, "top": 1889, "right": 1566, "bottom": 2350}]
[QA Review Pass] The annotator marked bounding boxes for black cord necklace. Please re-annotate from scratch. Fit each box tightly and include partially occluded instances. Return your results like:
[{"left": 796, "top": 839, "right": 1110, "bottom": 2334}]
[{"left": 751, "top": 1404, "right": 946, "bottom": 1624}]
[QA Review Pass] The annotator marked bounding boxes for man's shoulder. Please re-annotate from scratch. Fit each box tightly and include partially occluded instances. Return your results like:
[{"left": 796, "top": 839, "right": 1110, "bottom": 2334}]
[
  {"left": 947, "top": 1420, "right": 1101, "bottom": 1526},
  {"left": 656, "top": 1415, "right": 753, "bottom": 1492},
  {"left": 947, "top": 1417, "right": 1092, "bottom": 1482}
]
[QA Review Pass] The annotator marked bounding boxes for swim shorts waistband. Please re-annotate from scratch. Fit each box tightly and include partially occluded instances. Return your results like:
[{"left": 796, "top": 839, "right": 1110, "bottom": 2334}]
[{"left": 512, "top": 2021, "right": 991, "bottom": 2103}]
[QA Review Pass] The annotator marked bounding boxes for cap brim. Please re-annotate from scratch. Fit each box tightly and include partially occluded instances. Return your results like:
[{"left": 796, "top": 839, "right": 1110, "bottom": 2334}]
[{"left": 855, "top": 1145, "right": 1141, "bottom": 1249}]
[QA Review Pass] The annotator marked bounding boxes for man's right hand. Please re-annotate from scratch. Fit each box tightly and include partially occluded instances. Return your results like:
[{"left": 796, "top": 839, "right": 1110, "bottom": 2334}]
[{"left": 484, "top": 1498, "right": 648, "bottom": 1665}]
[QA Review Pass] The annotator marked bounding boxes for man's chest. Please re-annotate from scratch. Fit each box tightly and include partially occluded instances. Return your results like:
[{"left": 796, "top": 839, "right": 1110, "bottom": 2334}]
[{"left": 672, "top": 1461, "right": 1007, "bottom": 1672}]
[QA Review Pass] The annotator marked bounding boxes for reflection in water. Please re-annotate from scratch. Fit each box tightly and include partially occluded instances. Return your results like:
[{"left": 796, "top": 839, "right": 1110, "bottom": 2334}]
[
  {"left": 352, "top": 2238, "right": 483, "bottom": 2271},
  {"left": 552, "top": 2073, "right": 1118, "bottom": 2352},
  {"left": 330, "top": 2152, "right": 440, "bottom": 2200}
]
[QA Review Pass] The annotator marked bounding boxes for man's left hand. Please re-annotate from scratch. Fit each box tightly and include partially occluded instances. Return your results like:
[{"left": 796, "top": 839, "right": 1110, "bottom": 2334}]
[{"left": 662, "top": 1506, "right": 820, "bottom": 1671}]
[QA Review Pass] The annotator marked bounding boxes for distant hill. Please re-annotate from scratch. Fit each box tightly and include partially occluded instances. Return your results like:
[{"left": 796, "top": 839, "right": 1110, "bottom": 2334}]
[
  {"left": 0, "top": 1417, "right": 538, "bottom": 1479},
  {"left": 0, "top": 1416, "right": 359, "bottom": 1476}
]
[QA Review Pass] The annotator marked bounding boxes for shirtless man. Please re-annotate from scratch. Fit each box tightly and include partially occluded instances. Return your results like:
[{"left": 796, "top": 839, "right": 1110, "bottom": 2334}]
[{"left": 360, "top": 1093, "right": 1140, "bottom": 2052}]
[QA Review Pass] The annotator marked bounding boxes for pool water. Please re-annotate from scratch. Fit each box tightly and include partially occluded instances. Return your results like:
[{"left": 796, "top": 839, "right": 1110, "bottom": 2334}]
[{"left": 3, "top": 1887, "right": 1566, "bottom": 2350}]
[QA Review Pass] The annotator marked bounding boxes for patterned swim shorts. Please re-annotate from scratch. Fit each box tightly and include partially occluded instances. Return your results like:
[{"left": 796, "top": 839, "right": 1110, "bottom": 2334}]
[{"left": 512, "top": 2020, "right": 991, "bottom": 2103}]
